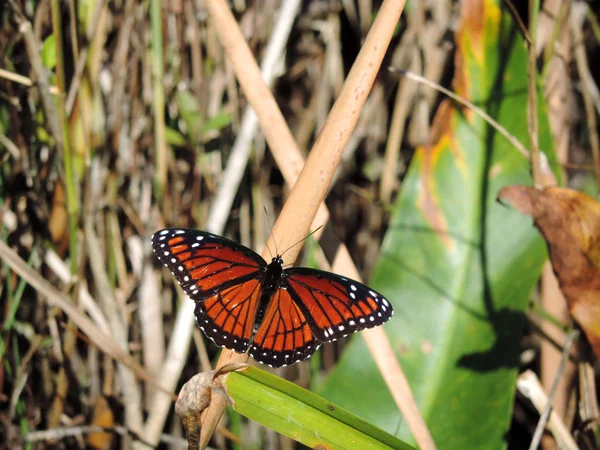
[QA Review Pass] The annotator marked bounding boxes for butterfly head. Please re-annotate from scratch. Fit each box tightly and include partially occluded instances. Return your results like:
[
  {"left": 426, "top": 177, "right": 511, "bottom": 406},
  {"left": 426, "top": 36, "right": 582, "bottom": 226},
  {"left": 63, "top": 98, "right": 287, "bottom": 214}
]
[{"left": 271, "top": 255, "right": 284, "bottom": 266}]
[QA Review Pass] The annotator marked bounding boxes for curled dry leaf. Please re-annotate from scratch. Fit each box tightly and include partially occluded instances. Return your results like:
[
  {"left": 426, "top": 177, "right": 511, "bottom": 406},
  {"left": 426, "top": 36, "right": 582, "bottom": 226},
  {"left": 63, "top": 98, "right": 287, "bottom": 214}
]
[
  {"left": 87, "top": 396, "right": 115, "bottom": 450},
  {"left": 498, "top": 185, "right": 600, "bottom": 359}
]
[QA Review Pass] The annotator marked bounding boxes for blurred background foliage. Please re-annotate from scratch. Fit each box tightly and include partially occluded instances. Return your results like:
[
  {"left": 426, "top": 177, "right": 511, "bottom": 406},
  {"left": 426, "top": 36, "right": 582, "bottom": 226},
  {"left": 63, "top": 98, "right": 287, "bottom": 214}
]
[{"left": 1, "top": 0, "right": 600, "bottom": 449}]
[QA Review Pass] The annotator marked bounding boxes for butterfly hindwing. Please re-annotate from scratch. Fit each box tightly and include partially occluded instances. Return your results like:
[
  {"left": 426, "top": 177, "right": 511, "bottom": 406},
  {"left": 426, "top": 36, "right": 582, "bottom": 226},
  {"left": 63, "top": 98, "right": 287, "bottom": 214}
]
[
  {"left": 195, "top": 279, "right": 262, "bottom": 352},
  {"left": 249, "top": 288, "right": 320, "bottom": 367},
  {"left": 284, "top": 268, "right": 393, "bottom": 342},
  {"left": 151, "top": 228, "right": 267, "bottom": 352}
]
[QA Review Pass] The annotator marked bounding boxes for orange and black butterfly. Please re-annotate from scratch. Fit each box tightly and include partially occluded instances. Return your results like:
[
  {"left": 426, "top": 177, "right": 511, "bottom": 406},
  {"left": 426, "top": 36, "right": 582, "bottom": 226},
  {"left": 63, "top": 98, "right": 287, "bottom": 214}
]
[{"left": 152, "top": 229, "right": 393, "bottom": 367}]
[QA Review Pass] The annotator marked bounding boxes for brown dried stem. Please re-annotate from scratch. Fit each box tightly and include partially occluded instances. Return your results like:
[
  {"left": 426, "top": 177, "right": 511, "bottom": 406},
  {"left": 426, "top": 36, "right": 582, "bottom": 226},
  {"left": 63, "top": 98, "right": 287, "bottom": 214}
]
[{"left": 195, "top": 1, "right": 436, "bottom": 450}]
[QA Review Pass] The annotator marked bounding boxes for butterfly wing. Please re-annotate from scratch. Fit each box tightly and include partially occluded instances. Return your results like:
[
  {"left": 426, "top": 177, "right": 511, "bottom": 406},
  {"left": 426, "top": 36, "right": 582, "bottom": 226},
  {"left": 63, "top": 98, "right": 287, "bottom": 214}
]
[
  {"left": 248, "top": 288, "right": 320, "bottom": 367},
  {"left": 284, "top": 268, "right": 393, "bottom": 342},
  {"left": 248, "top": 268, "right": 393, "bottom": 367},
  {"left": 151, "top": 228, "right": 266, "bottom": 352}
]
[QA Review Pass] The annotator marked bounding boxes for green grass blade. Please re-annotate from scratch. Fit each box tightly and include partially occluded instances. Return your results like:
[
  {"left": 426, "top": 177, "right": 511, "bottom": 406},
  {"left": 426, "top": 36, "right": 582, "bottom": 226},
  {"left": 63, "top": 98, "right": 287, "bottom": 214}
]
[{"left": 226, "top": 366, "right": 414, "bottom": 450}]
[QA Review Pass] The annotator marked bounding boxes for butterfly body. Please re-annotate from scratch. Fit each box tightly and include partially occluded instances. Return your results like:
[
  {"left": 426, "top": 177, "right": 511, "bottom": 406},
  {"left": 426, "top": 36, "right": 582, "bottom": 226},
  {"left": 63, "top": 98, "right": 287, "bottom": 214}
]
[{"left": 152, "top": 228, "right": 393, "bottom": 367}]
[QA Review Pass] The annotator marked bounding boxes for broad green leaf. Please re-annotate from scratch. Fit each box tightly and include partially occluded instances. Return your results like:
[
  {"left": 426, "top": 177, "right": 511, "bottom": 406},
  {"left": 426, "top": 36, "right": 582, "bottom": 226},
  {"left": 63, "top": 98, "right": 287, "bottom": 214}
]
[
  {"left": 320, "top": 1, "right": 560, "bottom": 449},
  {"left": 226, "top": 367, "right": 414, "bottom": 450}
]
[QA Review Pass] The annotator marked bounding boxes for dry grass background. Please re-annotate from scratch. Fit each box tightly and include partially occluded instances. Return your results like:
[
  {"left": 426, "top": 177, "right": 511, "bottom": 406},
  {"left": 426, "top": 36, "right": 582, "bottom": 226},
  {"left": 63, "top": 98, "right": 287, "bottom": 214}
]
[{"left": 0, "top": 0, "right": 599, "bottom": 449}]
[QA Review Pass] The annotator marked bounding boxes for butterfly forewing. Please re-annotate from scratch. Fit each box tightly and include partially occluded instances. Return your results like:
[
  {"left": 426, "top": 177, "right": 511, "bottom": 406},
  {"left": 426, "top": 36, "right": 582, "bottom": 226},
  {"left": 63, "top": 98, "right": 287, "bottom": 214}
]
[
  {"left": 151, "top": 228, "right": 267, "bottom": 351},
  {"left": 284, "top": 268, "right": 393, "bottom": 342}
]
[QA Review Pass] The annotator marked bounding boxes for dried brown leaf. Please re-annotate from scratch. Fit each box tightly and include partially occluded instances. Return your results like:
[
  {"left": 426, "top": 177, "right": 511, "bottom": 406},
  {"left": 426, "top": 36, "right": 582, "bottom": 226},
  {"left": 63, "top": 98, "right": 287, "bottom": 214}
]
[{"left": 499, "top": 186, "right": 600, "bottom": 358}]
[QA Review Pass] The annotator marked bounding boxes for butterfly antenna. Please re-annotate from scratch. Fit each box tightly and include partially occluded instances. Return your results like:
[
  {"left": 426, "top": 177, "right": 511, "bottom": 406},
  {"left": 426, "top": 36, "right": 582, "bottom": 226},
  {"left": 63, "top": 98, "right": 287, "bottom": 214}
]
[
  {"left": 280, "top": 225, "right": 323, "bottom": 258},
  {"left": 263, "top": 206, "right": 278, "bottom": 258}
]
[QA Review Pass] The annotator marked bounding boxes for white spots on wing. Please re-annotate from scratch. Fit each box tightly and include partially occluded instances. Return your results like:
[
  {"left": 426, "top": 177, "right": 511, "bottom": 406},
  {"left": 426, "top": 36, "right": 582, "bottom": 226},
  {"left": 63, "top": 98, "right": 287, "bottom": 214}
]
[
  {"left": 338, "top": 325, "right": 345, "bottom": 331},
  {"left": 262, "top": 352, "right": 267, "bottom": 356},
  {"left": 159, "top": 235, "right": 166, "bottom": 241},
  {"left": 324, "top": 329, "right": 329, "bottom": 338},
  {"left": 178, "top": 266, "right": 184, "bottom": 272},
  {"left": 163, "top": 251, "right": 169, "bottom": 256},
  {"left": 350, "top": 292, "right": 356, "bottom": 299},
  {"left": 382, "top": 305, "right": 387, "bottom": 311},
  {"left": 184, "top": 276, "right": 189, "bottom": 282},
  {"left": 273, "top": 355, "right": 277, "bottom": 359},
  {"left": 359, "top": 318, "right": 366, "bottom": 324},
  {"left": 160, "top": 230, "right": 169, "bottom": 235},
  {"left": 349, "top": 320, "right": 355, "bottom": 326},
  {"left": 175, "top": 230, "right": 185, "bottom": 235},
  {"left": 233, "top": 339, "right": 237, "bottom": 344},
  {"left": 327, "top": 327, "right": 333, "bottom": 336},
  {"left": 170, "top": 258, "right": 176, "bottom": 263},
  {"left": 213, "top": 328, "right": 217, "bottom": 332},
  {"left": 196, "top": 236, "right": 204, "bottom": 241},
  {"left": 285, "top": 354, "right": 290, "bottom": 359},
  {"left": 369, "top": 290, "right": 377, "bottom": 298},
  {"left": 192, "top": 243, "right": 200, "bottom": 248},
  {"left": 377, "top": 312, "right": 382, "bottom": 317},
  {"left": 350, "top": 285, "right": 357, "bottom": 292},
  {"left": 382, "top": 298, "right": 389, "bottom": 307},
  {"left": 369, "top": 316, "right": 375, "bottom": 322}
]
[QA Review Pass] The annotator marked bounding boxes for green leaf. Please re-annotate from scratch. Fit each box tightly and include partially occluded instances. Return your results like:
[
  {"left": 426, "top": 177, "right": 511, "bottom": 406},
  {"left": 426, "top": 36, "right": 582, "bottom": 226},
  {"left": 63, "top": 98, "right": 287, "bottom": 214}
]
[
  {"left": 226, "top": 367, "right": 414, "bottom": 450},
  {"left": 165, "top": 126, "right": 187, "bottom": 147},
  {"left": 320, "top": 2, "right": 560, "bottom": 449},
  {"left": 40, "top": 34, "right": 56, "bottom": 70},
  {"left": 176, "top": 90, "right": 204, "bottom": 145},
  {"left": 202, "top": 111, "right": 232, "bottom": 135}
]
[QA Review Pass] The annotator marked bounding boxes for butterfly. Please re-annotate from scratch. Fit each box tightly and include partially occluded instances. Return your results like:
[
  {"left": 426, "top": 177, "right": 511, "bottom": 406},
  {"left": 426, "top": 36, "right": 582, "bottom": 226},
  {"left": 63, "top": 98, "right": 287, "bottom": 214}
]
[{"left": 151, "top": 228, "right": 393, "bottom": 367}]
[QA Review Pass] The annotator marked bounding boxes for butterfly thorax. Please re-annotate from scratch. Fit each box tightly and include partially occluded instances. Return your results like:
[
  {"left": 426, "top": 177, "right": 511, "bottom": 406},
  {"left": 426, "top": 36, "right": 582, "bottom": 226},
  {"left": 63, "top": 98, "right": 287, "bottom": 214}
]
[
  {"left": 262, "top": 256, "right": 285, "bottom": 292},
  {"left": 252, "top": 256, "right": 285, "bottom": 333}
]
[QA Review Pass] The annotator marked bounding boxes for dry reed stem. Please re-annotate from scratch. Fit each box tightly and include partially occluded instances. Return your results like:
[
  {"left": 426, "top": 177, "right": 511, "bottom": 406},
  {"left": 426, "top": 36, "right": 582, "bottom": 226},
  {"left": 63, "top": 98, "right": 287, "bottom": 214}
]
[
  {"left": 539, "top": 0, "right": 573, "bottom": 429},
  {"left": 0, "top": 240, "right": 165, "bottom": 389},
  {"left": 0, "top": 68, "right": 33, "bottom": 86},
  {"left": 140, "top": 3, "right": 303, "bottom": 444},
  {"left": 8, "top": 3, "right": 63, "bottom": 154},
  {"left": 527, "top": 0, "right": 544, "bottom": 188},
  {"left": 571, "top": 3, "right": 600, "bottom": 187},
  {"left": 527, "top": 329, "right": 579, "bottom": 450},
  {"left": 197, "top": 1, "right": 432, "bottom": 450},
  {"left": 517, "top": 370, "right": 578, "bottom": 450}
]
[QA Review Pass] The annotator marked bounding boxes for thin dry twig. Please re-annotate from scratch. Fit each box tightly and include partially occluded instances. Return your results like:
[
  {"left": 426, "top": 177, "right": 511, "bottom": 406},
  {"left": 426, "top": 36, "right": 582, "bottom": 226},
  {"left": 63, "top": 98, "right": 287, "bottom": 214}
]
[
  {"left": 571, "top": 2, "right": 600, "bottom": 186},
  {"left": 64, "top": 0, "right": 107, "bottom": 115},
  {"left": 395, "top": 70, "right": 527, "bottom": 155},
  {"left": 0, "top": 68, "right": 33, "bottom": 86},
  {"left": 527, "top": 0, "right": 544, "bottom": 187},
  {"left": 25, "top": 425, "right": 191, "bottom": 448},
  {"left": 0, "top": 239, "right": 173, "bottom": 396},
  {"left": 8, "top": 1, "right": 63, "bottom": 150},
  {"left": 517, "top": 370, "right": 578, "bottom": 450},
  {"left": 528, "top": 330, "right": 579, "bottom": 450}
]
